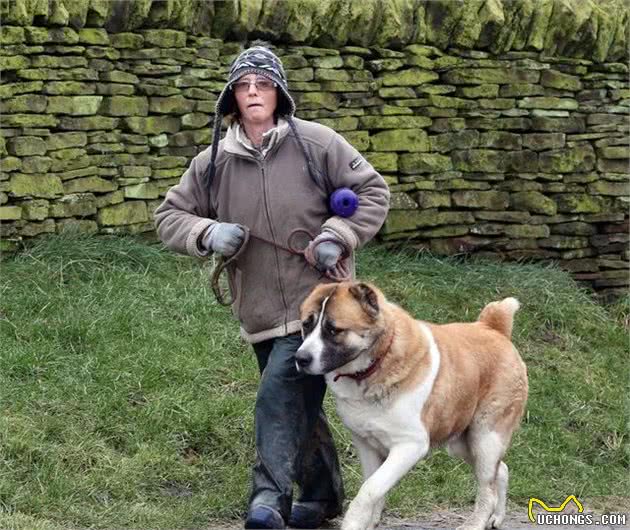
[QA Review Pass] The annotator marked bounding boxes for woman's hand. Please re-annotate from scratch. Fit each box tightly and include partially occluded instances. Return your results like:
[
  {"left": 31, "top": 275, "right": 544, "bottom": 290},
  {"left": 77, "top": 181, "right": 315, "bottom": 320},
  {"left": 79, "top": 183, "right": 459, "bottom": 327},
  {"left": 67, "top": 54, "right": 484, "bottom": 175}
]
[{"left": 204, "top": 223, "right": 246, "bottom": 256}]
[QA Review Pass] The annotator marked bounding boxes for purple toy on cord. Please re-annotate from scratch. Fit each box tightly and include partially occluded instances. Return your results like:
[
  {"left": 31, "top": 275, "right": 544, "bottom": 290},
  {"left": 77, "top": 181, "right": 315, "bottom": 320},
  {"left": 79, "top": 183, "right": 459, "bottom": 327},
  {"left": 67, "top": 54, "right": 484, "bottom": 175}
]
[{"left": 329, "top": 188, "right": 358, "bottom": 217}]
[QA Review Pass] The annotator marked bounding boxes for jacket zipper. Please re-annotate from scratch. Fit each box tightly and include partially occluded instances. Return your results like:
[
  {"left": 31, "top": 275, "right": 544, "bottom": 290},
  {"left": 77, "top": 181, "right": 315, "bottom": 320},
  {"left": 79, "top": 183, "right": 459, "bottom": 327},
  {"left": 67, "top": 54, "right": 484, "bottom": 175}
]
[{"left": 260, "top": 161, "right": 290, "bottom": 331}]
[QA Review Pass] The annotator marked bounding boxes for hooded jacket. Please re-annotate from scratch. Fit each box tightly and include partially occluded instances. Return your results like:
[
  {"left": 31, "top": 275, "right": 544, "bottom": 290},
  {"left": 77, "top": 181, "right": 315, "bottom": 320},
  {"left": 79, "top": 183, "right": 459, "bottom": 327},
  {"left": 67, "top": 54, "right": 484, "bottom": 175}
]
[{"left": 154, "top": 117, "right": 390, "bottom": 343}]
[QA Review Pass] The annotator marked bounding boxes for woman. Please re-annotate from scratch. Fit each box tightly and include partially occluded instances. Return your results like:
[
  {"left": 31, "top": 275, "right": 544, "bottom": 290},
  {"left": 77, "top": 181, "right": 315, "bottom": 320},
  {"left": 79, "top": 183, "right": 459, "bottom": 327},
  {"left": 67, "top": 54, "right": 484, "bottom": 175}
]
[{"left": 155, "top": 43, "right": 390, "bottom": 529}]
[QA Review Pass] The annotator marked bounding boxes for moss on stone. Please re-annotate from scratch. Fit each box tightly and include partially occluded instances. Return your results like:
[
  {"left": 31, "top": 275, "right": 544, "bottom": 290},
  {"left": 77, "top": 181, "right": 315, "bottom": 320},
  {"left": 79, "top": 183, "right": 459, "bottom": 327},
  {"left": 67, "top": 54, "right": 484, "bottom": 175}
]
[
  {"left": 370, "top": 129, "right": 429, "bottom": 152},
  {"left": 399, "top": 153, "right": 452, "bottom": 174},
  {"left": 10, "top": 173, "right": 64, "bottom": 198},
  {"left": 511, "top": 191, "right": 557, "bottom": 215},
  {"left": 381, "top": 68, "right": 439, "bottom": 87},
  {"left": 98, "top": 200, "right": 148, "bottom": 226}
]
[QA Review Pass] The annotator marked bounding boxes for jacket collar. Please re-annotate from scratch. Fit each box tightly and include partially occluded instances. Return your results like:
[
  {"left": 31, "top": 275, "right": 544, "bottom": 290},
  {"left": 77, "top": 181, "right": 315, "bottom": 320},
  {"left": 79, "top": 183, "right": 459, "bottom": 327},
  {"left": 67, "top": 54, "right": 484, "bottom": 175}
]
[{"left": 223, "top": 118, "right": 290, "bottom": 159}]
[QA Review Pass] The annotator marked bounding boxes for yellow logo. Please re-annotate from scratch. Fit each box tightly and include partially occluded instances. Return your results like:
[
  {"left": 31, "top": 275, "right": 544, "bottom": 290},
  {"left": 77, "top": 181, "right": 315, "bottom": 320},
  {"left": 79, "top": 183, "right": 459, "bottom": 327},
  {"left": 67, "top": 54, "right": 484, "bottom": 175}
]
[{"left": 528, "top": 495, "right": 584, "bottom": 523}]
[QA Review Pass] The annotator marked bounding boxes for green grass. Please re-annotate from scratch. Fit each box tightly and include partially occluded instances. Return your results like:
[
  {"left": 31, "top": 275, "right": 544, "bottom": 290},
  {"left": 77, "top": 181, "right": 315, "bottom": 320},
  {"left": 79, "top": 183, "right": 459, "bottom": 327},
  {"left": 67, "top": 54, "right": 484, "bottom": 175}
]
[{"left": 0, "top": 233, "right": 628, "bottom": 529}]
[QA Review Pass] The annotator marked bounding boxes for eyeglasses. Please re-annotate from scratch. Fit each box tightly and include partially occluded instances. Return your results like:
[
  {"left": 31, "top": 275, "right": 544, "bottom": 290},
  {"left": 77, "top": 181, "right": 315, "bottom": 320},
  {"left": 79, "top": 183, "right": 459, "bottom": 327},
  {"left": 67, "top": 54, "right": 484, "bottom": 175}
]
[{"left": 231, "top": 78, "right": 277, "bottom": 93}]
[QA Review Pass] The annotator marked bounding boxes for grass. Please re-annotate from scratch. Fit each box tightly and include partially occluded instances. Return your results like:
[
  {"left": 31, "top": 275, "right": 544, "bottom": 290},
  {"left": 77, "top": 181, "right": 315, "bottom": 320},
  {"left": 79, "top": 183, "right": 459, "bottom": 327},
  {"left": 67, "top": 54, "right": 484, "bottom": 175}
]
[{"left": 0, "top": 232, "right": 628, "bottom": 529}]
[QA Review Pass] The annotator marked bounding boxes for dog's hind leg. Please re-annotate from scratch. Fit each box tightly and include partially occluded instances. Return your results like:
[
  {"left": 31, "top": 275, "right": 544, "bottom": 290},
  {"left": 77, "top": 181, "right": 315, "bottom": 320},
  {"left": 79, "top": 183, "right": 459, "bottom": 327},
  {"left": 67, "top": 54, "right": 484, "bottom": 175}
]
[
  {"left": 352, "top": 435, "right": 386, "bottom": 530},
  {"left": 341, "top": 440, "right": 428, "bottom": 530},
  {"left": 488, "top": 461, "right": 508, "bottom": 528},
  {"left": 455, "top": 430, "right": 505, "bottom": 530}
]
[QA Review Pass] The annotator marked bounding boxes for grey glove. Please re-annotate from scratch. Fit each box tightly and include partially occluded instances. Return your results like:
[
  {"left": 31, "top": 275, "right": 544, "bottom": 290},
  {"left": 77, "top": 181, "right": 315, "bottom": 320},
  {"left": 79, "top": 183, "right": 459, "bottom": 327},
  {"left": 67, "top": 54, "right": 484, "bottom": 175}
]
[
  {"left": 312, "top": 236, "right": 343, "bottom": 272},
  {"left": 203, "top": 222, "right": 245, "bottom": 257}
]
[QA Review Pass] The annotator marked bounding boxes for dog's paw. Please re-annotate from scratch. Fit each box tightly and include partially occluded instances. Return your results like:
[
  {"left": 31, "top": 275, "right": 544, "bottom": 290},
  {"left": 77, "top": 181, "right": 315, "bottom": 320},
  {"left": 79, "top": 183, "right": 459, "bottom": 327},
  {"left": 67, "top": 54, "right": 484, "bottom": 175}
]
[
  {"left": 341, "top": 500, "right": 373, "bottom": 530},
  {"left": 487, "top": 511, "right": 505, "bottom": 529},
  {"left": 456, "top": 523, "right": 484, "bottom": 530}
]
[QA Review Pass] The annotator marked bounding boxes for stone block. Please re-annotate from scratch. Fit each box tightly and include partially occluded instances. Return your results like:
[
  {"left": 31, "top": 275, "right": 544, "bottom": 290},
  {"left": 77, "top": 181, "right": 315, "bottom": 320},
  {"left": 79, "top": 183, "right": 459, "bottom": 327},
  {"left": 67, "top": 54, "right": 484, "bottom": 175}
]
[
  {"left": 101, "top": 96, "right": 149, "bottom": 117},
  {"left": 149, "top": 96, "right": 195, "bottom": 115},
  {"left": 478, "top": 132, "right": 521, "bottom": 150},
  {"left": 518, "top": 97, "right": 578, "bottom": 110},
  {"left": 78, "top": 29, "right": 109, "bottom": 45},
  {"left": 47, "top": 132, "right": 88, "bottom": 151},
  {"left": 49, "top": 193, "right": 97, "bottom": 218},
  {"left": 540, "top": 69, "right": 582, "bottom": 91},
  {"left": 359, "top": 116, "right": 431, "bottom": 130},
  {"left": 380, "top": 68, "right": 439, "bottom": 87},
  {"left": 452, "top": 191, "right": 509, "bottom": 210},
  {"left": 508, "top": 150, "right": 539, "bottom": 172},
  {"left": 539, "top": 146, "right": 596, "bottom": 173},
  {"left": 443, "top": 68, "right": 539, "bottom": 85},
  {"left": 21, "top": 199, "right": 49, "bottom": 220},
  {"left": 10, "top": 173, "right": 63, "bottom": 198},
  {"left": 110, "top": 33, "right": 144, "bottom": 49},
  {"left": 0, "top": 206, "right": 22, "bottom": 220},
  {"left": 1, "top": 26, "right": 25, "bottom": 44},
  {"left": 63, "top": 176, "right": 117, "bottom": 194},
  {"left": 598, "top": 146, "right": 629, "bottom": 159},
  {"left": 0, "top": 94, "right": 47, "bottom": 113},
  {"left": 399, "top": 153, "right": 453, "bottom": 174},
  {"left": 510, "top": 191, "right": 557, "bottom": 215},
  {"left": 3, "top": 114, "right": 58, "bottom": 128},
  {"left": 366, "top": 152, "right": 397, "bottom": 172},
  {"left": 59, "top": 116, "right": 119, "bottom": 130},
  {"left": 522, "top": 133, "right": 565, "bottom": 151},
  {"left": 452, "top": 150, "right": 508, "bottom": 172},
  {"left": 123, "top": 183, "right": 159, "bottom": 199},
  {"left": 98, "top": 201, "right": 149, "bottom": 226},
  {"left": 587, "top": 181, "right": 629, "bottom": 196},
  {"left": 431, "top": 131, "right": 480, "bottom": 153},
  {"left": 0, "top": 55, "right": 30, "bottom": 70},
  {"left": 8, "top": 136, "right": 47, "bottom": 156},
  {"left": 554, "top": 193, "right": 605, "bottom": 213},
  {"left": 550, "top": 222, "right": 597, "bottom": 236},
  {"left": 141, "top": 29, "right": 186, "bottom": 48},
  {"left": 389, "top": 192, "right": 418, "bottom": 210},
  {"left": 56, "top": 219, "right": 99, "bottom": 235},
  {"left": 413, "top": 191, "right": 451, "bottom": 209},
  {"left": 370, "top": 130, "right": 429, "bottom": 152},
  {"left": 504, "top": 225, "right": 550, "bottom": 238},
  {"left": 296, "top": 92, "right": 338, "bottom": 111},
  {"left": 21, "top": 156, "right": 52, "bottom": 174},
  {"left": 596, "top": 158, "right": 628, "bottom": 173},
  {"left": 47, "top": 96, "right": 102, "bottom": 115},
  {"left": 124, "top": 116, "right": 180, "bottom": 135}
]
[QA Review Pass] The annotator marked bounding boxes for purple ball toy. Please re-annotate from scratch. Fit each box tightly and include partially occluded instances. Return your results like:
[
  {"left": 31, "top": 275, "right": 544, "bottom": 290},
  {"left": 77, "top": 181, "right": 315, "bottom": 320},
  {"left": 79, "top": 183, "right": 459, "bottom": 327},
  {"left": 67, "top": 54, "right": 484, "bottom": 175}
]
[{"left": 329, "top": 187, "right": 359, "bottom": 217}]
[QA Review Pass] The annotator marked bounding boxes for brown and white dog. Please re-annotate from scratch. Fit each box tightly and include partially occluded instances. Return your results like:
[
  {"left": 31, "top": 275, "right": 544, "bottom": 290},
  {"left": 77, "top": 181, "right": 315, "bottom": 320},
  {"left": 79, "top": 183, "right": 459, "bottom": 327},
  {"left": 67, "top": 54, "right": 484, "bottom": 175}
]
[{"left": 295, "top": 281, "right": 528, "bottom": 530}]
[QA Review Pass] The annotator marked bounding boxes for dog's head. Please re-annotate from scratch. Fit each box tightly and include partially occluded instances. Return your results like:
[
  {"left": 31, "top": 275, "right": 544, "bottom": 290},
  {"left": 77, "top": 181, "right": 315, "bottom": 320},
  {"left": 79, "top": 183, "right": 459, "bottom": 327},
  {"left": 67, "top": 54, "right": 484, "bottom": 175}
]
[{"left": 295, "top": 281, "right": 386, "bottom": 375}]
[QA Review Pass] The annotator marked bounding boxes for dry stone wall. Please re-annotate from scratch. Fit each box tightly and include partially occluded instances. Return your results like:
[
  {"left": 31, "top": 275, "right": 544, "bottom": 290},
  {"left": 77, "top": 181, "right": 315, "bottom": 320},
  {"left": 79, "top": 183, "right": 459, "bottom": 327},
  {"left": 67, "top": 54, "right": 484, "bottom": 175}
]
[{"left": 1, "top": 14, "right": 628, "bottom": 297}]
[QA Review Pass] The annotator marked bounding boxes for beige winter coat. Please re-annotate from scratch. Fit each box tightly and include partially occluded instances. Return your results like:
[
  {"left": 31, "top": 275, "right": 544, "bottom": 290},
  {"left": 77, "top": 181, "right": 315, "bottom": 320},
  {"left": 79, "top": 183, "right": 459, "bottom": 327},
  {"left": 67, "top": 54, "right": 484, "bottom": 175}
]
[{"left": 155, "top": 117, "right": 390, "bottom": 343}]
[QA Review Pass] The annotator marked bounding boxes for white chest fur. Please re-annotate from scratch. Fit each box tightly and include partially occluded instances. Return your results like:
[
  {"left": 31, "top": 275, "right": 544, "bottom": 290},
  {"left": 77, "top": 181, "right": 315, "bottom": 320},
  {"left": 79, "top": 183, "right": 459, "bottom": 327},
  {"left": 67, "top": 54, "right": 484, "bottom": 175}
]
[{"left": 327, "top": 323, "right": 441, "bottom": 453}]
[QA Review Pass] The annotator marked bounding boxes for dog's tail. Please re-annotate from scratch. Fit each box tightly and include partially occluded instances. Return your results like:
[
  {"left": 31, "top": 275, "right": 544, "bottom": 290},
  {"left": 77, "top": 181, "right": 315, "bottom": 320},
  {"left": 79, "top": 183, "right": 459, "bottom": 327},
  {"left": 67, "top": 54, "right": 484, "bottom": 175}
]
[{"left": 478, "top": 297, "right": 520, "bottom": 339}]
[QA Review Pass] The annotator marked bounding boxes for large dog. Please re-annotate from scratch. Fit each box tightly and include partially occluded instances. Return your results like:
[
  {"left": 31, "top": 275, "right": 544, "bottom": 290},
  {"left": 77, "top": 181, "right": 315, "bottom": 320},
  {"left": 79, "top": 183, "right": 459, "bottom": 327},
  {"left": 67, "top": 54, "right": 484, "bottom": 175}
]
[{"left": 295, "top": 281, "right": 528, "bottom": 530}]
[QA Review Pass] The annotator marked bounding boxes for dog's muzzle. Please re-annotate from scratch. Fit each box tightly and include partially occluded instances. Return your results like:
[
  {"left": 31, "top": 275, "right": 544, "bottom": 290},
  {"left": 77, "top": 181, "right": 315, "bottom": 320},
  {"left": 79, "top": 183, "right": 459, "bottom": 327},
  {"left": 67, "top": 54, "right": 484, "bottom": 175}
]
[{"left": 295, "top": 348, "right": 313, "bottom": 373}]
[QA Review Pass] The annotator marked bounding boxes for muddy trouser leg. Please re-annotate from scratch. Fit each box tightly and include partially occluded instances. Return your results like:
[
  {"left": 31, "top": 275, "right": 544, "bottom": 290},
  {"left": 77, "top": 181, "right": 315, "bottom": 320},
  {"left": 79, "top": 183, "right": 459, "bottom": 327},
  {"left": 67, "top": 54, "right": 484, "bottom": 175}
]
[{"left": 250, "top": 333, "right": 344, "bottom": 520}]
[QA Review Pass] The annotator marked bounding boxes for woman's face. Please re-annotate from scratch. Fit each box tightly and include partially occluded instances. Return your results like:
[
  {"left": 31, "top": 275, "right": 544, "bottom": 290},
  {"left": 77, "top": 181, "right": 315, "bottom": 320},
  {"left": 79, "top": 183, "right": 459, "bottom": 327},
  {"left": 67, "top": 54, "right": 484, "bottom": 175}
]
[{"left": 233, "top": 73, "right": 278, "bottom": 128}]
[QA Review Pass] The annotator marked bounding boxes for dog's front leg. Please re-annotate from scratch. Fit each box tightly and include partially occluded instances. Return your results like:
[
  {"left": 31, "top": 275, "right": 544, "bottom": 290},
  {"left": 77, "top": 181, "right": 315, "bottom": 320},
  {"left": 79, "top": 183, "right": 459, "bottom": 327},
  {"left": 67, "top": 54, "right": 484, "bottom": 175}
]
[
  {"left": 352, "top": 435, "right": 385, "bottom": 530},
  {"left": 342, "top": 441, "right": 428, "bottom": 530}
]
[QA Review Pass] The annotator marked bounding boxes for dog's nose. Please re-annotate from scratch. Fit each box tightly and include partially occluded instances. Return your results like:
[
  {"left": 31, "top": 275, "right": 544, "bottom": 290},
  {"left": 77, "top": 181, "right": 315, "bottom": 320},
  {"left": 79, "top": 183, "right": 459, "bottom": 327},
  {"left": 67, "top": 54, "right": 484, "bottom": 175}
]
[{"left": 295, "top": 352, "right": 312, "bottom": 371}]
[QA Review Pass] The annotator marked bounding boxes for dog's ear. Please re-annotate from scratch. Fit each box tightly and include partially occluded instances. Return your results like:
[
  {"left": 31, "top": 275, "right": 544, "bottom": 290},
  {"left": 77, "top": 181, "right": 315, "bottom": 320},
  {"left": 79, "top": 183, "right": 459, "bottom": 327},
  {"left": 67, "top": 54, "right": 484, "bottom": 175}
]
[
  {"left": 349, "top": 282, "right": 379, "bottom": 319},
  {"left": 300, "top": 283, "right": 338, "bottom": 317}
]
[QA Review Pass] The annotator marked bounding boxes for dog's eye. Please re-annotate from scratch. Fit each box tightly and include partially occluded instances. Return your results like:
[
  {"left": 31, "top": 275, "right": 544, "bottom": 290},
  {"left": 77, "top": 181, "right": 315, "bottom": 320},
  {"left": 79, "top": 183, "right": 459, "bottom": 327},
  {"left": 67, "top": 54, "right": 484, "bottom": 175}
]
[
  {"left": 302, "top": 314, "right": 315, "bottom": 333},
  {"left": 325, "top": 322, "right": 342, "bottom": 336}
]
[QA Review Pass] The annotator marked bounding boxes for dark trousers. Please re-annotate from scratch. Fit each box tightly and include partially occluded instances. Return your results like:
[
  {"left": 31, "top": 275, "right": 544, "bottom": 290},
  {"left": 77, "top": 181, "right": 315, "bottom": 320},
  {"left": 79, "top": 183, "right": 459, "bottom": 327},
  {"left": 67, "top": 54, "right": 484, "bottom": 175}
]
[{"left": 249, "top": 333, "right": 344, "bottom": 519}]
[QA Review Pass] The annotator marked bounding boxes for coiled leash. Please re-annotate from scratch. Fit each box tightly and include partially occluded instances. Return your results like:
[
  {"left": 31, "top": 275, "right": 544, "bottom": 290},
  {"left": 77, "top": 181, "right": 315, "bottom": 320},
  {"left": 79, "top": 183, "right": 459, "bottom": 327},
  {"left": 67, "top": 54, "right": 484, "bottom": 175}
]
[{"left": 211, "top": 227, "right": 352, "bottom": 306}]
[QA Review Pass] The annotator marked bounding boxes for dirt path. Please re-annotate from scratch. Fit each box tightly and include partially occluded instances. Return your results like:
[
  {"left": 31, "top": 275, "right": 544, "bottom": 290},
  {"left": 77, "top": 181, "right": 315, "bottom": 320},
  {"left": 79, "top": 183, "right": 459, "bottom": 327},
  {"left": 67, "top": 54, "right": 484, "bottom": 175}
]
[{"left": 208, "top": 509, "right": 630, "bottom": 529}]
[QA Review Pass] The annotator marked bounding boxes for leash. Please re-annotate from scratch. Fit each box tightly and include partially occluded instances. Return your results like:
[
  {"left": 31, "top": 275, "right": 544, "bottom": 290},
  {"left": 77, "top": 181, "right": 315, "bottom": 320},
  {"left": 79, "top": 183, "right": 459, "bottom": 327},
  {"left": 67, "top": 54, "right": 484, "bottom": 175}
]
[{"left": 211, "top": 227, "right": 352, "bottom": 306}]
